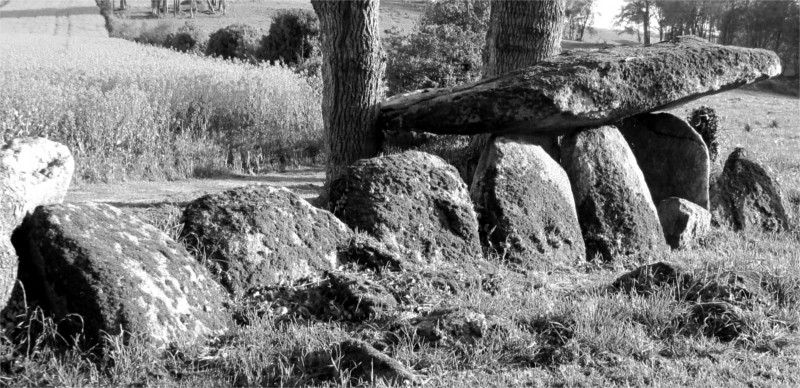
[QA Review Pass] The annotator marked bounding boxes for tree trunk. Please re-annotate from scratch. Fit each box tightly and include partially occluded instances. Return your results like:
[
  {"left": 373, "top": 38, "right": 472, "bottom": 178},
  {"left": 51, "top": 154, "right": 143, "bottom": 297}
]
[
  {"left": 483, "top": 0, "right": 565, "bottom": 77},
  {"left": 464, "top": 0, "right": 565, "bottom": 185},
  {"left": 312, "top": 0, "right": 385, "bottom": 194},
  {"left": 643, "top": 0, "right": 650, "bottom": 45}
]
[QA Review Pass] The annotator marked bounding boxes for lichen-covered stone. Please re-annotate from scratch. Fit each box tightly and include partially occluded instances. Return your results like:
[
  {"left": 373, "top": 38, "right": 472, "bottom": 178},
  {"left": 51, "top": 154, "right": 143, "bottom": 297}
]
[
  {"left": 470, "top": 137, "right": 584, "bottom": 270},
  {"left": 181, "top": 185, "right": 352, "bottom": 296},
  {"left": 379, "top": 36, "right": 781, "bottom": 136},
  {"left": 330, "top": 151, "right": 482, "bottom": 265},
  {"left": 561, "top": 126, "right": 667, "bottom": 262},
  {"left": 711, "top": 148, "right": 790, "bottom": 232},
  {"left": 1, "top": 137, "right": 74, "bottom": 313},
  {"left": 657, "top": 197, "right": 711, "bottom": 249},
  {"left": 618, "top": 113, "right": 710, "bottom": 209},
  {"left": 10, "top": 203, "right": 229, "bottom": 348}
]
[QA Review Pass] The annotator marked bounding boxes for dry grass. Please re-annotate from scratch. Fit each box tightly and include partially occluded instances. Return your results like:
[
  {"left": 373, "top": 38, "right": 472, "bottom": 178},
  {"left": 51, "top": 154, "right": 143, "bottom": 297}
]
[{"left": 0, "top": 33, "right": 323, "bottom": 183}]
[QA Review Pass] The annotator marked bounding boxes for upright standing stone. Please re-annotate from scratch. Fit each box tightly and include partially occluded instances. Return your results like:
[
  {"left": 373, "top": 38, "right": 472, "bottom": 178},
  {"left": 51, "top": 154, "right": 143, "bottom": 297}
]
[
  {"left": 330, "top": 151, "right": 482, "bottom": 266},
  {"left": 618, "top": 113, "right": 710, "bottom": 209},
  {"left": 0, "top": 138, "right": 74, "bottom": 312},
  {"left": 711, "top": 148, "right": 790, "bottom": 232},
  {"left": 561, "top": 126, "right": 667, "bottom": 262},
  {"left": 471, "top": 137, "right": 584, "bottom": 270}
]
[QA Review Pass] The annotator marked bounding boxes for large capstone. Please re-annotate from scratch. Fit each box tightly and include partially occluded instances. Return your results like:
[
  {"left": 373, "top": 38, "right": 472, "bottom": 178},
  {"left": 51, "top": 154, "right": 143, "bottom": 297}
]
[
  {"left": 711, "top": 148, "right": 790, "bottom": 232},
  {"left": 181, "top": 185, "right": 352, "bottom": 296},
  {"left": 0, "top": 137, "right": 74, "bottom": 312},
  {"left": 379, "top": 36, "right": 781, "bottom": 136},
  {"left": 8, "top": 203, "right": 229, "bottom": 348},
  {"left": 330, "top": 151, "right": 483, "bottom": 265},
  {"left": 561, "top": 126, "right": 668, "bottom": 262},
  {"left": 470, "top": 136, "right": 584, "bottom": 270},
  {"left": 618, "top": 113, "right": 710, "bottom": 209}
]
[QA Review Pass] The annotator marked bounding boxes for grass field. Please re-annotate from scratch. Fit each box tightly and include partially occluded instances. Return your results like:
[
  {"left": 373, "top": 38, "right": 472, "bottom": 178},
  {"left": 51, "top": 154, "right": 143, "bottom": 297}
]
[{"left": 2, "top": 0, "right": 800, "bottom": 386}]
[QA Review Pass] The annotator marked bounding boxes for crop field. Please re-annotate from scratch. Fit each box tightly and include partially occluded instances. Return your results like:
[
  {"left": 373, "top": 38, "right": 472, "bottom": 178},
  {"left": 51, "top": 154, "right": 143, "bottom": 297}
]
[
  {"left": 2, "top": 0, "right": 800, "bottom": 387},
  {"left": 107, "top": 0, "right": 425, "bottom": 40},
  {"left": 0, "top": 32, "right": 323, "bottom": 183}
]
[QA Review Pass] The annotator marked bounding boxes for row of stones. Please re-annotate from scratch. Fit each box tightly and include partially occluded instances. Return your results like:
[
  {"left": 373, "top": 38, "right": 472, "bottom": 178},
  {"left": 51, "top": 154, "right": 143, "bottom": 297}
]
[{"left": 0, "top": 114, "right": 789, "bottom": 352}]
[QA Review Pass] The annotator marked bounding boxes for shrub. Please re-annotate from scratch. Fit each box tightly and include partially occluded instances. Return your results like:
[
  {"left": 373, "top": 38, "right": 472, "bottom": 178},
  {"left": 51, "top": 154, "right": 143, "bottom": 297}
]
[
  {"left": 384, "top": 0, "right": 489, "bottom": 96},
  {"left": 687, "top": 106, "right": 722, "bottom": 162},
  {"left": 136, "top": 21, "right": 176, "bottom": 47},
  {"left": 169, "top": 22, "right": 207, "bottom": 53},
  {"left": 258, "top": 9, "right": 319, "bottom": 67},
  {"left": 206, "top": 24, "right": 260, "bottom": 61}
]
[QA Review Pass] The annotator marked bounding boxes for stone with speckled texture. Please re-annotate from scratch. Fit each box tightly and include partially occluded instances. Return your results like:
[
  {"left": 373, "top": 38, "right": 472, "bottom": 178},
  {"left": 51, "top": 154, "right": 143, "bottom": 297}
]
[
  {"left": 561, "top": 126, "right": 668, "bottom": 262},
  {"left": 379, "top": 36, "right": 781, "bottom": 136},
  {"left": 330, "top": 151, "right": 482, "bottom": 266},
  {"left": 9, "top": 202, "right": 229, "bottom": 348},
  {"left": 181, "top": 185, "right": 352, "bottom": 297},
  {"left": 0, "top": 137, "right": 74, "bottom": 314},
  {"left": 470, "top": 137, "right": 584, "bottom": 270}
]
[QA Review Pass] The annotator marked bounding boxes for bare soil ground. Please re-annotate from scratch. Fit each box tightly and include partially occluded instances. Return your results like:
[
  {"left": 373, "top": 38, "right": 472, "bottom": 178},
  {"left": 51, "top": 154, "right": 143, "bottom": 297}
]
[{"left": 65, "top": 167, "right": 325, "bottom": 204}]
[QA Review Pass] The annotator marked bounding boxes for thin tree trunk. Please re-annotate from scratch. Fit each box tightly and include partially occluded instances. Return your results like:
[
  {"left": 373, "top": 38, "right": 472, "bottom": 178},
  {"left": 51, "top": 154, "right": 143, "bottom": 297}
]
[
  {"left": 312, "top": 0, "right": 385, "bottom": 194},
  {"left": 643, "top": 0, "right": 650, "bottom": 45}
]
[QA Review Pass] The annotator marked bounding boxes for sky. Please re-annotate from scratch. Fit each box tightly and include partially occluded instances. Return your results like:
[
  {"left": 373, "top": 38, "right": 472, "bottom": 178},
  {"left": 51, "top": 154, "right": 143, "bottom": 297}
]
[{"left": 593, "top": 0, "right": 627, "bottom": 29}]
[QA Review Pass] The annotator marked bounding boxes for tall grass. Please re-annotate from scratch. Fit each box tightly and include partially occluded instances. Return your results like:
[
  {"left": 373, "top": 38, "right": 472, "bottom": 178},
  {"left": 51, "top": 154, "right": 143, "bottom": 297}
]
[{"left": 0, "top": 34, "right": 323, "bottom": 183}]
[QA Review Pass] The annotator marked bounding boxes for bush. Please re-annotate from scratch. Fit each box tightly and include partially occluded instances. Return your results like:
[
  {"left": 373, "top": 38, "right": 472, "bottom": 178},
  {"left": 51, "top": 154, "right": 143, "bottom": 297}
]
[
  {"left": 258, "top": 9, "right": 319, "bottom": 66},
  {"left": 136, "top": 21, "right": 176, "bottom": 47},
  {"left": 206, "top": 24, "right": 260, "bottom": 61},
  {"left": 687, "top": 106, "right": 722, "bottom": 162},
  {"left": 169, "top": 22, "right": 207, "bottom": 53},
  {"left": 384, "top": 0, "right": 489, "bottom": 95}
]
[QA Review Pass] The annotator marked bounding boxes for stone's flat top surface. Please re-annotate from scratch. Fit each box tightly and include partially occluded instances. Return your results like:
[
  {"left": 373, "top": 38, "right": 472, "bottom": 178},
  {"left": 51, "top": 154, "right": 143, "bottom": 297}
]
[{"left": 379, "top": 36, "right": 781, "bottom": 136}]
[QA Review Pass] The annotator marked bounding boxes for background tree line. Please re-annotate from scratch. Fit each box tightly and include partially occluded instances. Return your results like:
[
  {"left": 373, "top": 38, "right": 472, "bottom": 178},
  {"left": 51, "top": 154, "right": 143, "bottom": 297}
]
[{"left": 616, "top": 0, "right": 799, "bottom": 75}]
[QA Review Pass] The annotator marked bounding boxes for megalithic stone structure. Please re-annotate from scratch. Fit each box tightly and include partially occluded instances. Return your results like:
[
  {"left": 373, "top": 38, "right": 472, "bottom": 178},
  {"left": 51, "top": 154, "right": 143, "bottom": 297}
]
[{"left": 378, "top": 36, "right": 781, "bottom": 136}]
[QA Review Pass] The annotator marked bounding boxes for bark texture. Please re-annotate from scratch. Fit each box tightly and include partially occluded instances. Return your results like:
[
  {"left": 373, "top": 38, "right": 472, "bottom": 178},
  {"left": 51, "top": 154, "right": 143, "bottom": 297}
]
[
  {"left": 484, "top": 0, "right": 565, "bottom": 77},
  {"left": 379, "top": 36, "right": 781, "bottom": 136},
  {"left": 312, "top": 0, "right": 385, "bottom": 190}
]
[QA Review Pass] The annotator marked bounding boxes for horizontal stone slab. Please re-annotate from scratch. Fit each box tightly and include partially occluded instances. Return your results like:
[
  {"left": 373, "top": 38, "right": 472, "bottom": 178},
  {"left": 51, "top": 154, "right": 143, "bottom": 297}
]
[{"left": 378, "top": 36, "right": 781, "bottom": 136}]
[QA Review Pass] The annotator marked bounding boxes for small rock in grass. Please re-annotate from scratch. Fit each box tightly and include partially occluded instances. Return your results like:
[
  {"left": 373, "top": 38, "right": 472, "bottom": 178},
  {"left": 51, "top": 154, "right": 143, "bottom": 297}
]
[
  {"left": 657, "top": 197, "right": 711, "bottom": 249},
  {"left": 326, "top": 272, "right": 397, "bottom": 321},
  {"left": 336, "top": 339, "right": 419, "bottom": 385},
  {"left": 408, "top": 307, "right": 509, "bottom": 346}
]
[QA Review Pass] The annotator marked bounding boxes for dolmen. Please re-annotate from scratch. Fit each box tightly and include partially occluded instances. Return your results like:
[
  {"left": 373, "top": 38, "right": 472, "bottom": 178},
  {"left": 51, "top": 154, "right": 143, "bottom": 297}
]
[{"left": 374, "top": 36, "right": 780, "bottom": 264}]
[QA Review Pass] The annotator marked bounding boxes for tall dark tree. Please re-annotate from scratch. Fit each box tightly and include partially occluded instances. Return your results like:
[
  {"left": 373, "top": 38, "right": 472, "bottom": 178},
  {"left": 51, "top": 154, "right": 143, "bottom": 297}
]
[
  {"left": 312, "top": 0, "right": 386, "bottom": 192},
  {"left": 615, "top": 0, "right": 652, "bottom": 45}
]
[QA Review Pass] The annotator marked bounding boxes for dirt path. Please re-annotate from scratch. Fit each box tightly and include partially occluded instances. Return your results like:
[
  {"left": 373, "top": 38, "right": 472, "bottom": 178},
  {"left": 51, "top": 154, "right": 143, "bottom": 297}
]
[
  {"left": 66, "top": 168, "right": 326, "bottom": 205},
  {"left": 0, "top": 0, "right": 107, "bottom": 37}
]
